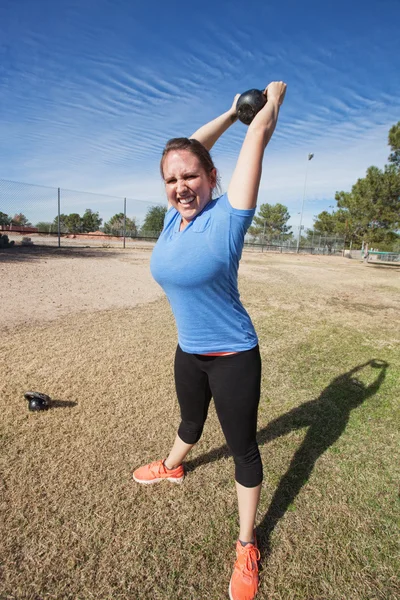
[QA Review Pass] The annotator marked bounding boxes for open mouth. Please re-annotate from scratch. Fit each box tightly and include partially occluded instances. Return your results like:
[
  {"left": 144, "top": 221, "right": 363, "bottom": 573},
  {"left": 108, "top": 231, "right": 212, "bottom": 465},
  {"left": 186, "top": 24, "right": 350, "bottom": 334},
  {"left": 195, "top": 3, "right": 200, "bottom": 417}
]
[{"left": 178, "top": 196, "right": 195, "bottom": 206}]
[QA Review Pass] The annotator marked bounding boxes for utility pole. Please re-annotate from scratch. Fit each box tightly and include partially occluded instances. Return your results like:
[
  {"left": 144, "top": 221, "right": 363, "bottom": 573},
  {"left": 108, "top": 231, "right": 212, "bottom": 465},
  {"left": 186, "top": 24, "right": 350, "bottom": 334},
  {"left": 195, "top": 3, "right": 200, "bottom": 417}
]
[{"left": 296, "top": 153, "right": 314, "bottom": 253}]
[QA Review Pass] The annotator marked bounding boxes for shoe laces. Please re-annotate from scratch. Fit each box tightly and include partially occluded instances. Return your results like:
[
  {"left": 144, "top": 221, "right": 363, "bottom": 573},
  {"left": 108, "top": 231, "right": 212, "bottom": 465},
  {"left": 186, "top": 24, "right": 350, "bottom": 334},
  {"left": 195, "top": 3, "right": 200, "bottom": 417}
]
[
  {"left": 149, "top": 460, "right": 165, "bottom": 475},
  {"left": 239, "top": 545, "right": 260, "bottom": 575}
]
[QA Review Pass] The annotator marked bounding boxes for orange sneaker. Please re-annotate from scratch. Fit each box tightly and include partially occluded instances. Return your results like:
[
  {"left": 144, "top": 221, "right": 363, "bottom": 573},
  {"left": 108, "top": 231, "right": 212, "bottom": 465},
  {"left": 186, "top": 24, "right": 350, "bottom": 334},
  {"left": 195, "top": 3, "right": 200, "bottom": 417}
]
[
  {"left": 132, "top": 459, "right": 184, "bottom": 484},
  {"left": 229, "top": 537, "right": 261, "bottom": 600}
]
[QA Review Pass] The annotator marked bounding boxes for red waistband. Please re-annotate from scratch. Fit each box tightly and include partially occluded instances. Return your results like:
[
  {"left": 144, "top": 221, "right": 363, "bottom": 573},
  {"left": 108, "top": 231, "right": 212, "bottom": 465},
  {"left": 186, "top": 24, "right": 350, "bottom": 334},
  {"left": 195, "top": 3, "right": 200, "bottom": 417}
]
[{"left": 200, "top": 351, "right": 239, "bottom": 356}]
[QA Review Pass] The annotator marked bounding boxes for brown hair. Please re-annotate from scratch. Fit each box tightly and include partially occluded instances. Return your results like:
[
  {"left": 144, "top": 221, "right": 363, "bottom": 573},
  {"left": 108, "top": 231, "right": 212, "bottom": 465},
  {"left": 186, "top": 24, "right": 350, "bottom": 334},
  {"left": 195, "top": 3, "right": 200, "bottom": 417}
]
[{"left": 160, "top": 137, "right": 221, "bottom": 196}]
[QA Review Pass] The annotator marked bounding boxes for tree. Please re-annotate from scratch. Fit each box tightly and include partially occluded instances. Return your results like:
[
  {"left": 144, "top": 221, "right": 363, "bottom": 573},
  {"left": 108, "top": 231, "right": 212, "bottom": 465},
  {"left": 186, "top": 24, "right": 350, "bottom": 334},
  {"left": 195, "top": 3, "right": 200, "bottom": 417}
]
[
  {"left": 35, "top": 222, "right": 53, "bottom": 233},
  {"left": 140, "top": 205, "right": 167, "bottom": 236},
  {"left": 81, "top": 208, "right": 102, "bottom": 233},
  {"left": 50, "top": 209, "right": 101, "bottom": 234},
  {"left": 249, "top": 203, "right": 291, "bottom": 240},
  {"left": 11, "top": 213, "right": 32, "bottom": 227},
  {"left": 330, "top": 122, "right": 400, "bottom": 248},
  {"left": 388, "top": 121, "right": 400, "bottom": 167},
  {"left": 328, "top": 208, "right": 359, "bottom": 247},
  {"left": 334, "top": 165, "right": 400, "bottom": 245},
  {"left": 313, "top": 211, "right": 336, "bottom": 235},
  {"left": 311, "top": 211, "right": 341, "bottom": 252},
  {"left": 53, "top": 213, "right": 82, "bottom": 233},
  {"left": 104, "top": 213, "right": 138, "bottom": 237},
  {"left": 65, "top": 213, "right": 82, "bottom": 233},
  {"left": 0, "top": 212, "right": 11, "bottom": 226},
  {"left": 53, "top": 214, "right": 70, "bottom": 233}
]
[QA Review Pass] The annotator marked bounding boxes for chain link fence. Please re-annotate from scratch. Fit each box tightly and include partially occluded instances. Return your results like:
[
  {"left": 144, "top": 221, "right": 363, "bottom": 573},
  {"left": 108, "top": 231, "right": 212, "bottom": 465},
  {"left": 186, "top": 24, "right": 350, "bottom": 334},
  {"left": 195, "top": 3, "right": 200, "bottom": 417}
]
[
  {"left": 0, "top": 178, "right": 162, "bottom": 249},
  {"left": 244, "top": 230, "right": 346, "bottom": 255},
  {"left": 1, "top": 177, "right": 350, "bottom": 255}
]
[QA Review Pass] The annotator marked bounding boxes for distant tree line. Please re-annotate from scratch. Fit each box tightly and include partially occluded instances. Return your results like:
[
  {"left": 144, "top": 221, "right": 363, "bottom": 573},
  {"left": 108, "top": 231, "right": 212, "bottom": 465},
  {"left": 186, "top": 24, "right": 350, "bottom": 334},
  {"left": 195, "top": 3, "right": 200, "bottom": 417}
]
[
  {"left": 249, "top": 121, "right": 400, "bottom": 251},
  {"left": 1, "top": 205, "right": 168, "bottom": 238},
  {"left": 0, "top": 212, "right": 32, "bottom": 227}
]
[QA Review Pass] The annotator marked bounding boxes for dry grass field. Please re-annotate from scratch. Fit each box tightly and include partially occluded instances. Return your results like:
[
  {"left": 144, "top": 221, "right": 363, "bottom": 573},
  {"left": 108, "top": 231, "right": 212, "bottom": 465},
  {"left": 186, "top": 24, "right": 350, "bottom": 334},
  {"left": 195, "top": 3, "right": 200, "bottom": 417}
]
[{"left": 1, "top": 247, "right": 399, "bottom": 600}]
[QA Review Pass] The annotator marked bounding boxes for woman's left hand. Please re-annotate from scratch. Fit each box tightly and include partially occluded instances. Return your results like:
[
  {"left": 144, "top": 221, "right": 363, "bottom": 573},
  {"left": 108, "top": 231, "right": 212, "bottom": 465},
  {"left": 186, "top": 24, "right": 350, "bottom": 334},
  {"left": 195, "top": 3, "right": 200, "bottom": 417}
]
[{"left": 264, "top": 81, "right": 287, "bottom": 106}]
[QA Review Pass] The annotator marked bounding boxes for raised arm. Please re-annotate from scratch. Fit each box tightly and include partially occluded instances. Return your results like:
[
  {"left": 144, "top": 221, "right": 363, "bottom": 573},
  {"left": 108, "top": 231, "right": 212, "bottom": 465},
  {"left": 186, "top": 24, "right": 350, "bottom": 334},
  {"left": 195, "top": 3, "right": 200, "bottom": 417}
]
[
  {"left": 228, "top": 81, "right": 286, "bottom": 210},
  {"left": 190, "top": 95, "right": 240, "bottom": 151}
]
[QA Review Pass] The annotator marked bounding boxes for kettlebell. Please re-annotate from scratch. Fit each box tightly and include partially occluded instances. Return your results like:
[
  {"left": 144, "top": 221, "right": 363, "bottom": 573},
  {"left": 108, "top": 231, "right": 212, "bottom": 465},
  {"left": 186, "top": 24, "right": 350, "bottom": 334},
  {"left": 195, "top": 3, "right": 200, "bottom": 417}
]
[
  {"left": 24, "top": 391, "right": 51, "bottom": 411},
  {"left": 236, "top": 89, "right": 267, "bottom": 125}
]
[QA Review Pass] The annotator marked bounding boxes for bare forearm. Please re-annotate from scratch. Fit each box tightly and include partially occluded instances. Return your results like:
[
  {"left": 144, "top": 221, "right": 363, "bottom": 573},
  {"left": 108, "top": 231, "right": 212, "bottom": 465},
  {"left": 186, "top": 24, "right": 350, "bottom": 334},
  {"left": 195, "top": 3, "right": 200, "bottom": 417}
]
[
  {"left": 190, "top": 109, "right": 238, "bottom": 151},
  {"left": 228, "top": 81, "right": 286, "bottom": 210},
  {"left": 247, "top": 98, "right": 280, "bottom": 149},
  {"left": 229, "top": 99, "right": 281, "bottom": 203}
]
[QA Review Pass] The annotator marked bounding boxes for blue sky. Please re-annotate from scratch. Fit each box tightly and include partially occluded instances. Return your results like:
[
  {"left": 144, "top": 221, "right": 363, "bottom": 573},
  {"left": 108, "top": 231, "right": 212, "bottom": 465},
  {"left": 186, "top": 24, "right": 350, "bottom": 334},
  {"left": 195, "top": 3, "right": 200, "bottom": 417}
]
[{"left": 1, "top": 0, "right": 399, "bottom": 229}]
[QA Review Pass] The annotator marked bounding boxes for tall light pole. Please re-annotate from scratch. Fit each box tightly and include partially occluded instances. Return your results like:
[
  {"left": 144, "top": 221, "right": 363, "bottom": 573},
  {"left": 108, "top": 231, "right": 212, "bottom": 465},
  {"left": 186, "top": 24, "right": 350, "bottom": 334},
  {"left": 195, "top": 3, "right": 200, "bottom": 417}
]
[
  {"left": 261, "top": 219, "right": 267, "bottom": 252},
  {"left": 296, "top": 153, "right": 314, "bottom": 253}
]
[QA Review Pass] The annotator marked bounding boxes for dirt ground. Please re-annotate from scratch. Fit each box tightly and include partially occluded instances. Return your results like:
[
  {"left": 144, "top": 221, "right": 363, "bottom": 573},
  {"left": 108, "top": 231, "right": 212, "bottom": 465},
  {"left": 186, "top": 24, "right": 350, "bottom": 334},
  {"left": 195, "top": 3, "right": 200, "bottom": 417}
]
[
  {"left": 0, "top": 245, "right": 162, "bottom": 330},
  {"left": 1, "top": 245, "right": 399, "bottom": 332}
]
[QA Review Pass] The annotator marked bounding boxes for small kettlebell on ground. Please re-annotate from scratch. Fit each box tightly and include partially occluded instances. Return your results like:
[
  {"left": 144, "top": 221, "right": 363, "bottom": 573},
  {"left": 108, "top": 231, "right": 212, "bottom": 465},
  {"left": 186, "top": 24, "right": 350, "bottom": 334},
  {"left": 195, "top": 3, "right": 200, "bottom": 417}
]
[
  {"left": 24, "top": 391, "right": 51, "bottom": 411},
  {"left": 236, "top": 89, "right": 267, "bottom": 125}
]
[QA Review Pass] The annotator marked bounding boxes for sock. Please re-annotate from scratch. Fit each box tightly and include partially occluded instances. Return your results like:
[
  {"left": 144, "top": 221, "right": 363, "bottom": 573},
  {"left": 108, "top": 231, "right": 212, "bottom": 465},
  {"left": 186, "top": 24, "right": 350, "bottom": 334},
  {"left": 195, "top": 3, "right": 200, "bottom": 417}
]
[{"left": 239, "top": 539, "right": 255, "bottom": 547}]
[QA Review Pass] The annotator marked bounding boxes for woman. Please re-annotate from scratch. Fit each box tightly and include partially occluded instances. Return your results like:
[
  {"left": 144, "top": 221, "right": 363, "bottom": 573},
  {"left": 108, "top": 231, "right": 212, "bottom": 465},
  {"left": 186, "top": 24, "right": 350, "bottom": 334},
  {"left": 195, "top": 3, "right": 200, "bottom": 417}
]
[{"left": 133, "top": 81, "right": 287, "bottom": 600}]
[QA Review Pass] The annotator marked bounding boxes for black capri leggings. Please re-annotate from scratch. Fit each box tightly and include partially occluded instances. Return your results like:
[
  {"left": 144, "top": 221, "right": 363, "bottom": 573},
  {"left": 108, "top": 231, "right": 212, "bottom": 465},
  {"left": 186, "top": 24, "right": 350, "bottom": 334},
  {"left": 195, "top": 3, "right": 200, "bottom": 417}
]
[{"left": 174, "top": 344, "right": 262, "bottom": 488}]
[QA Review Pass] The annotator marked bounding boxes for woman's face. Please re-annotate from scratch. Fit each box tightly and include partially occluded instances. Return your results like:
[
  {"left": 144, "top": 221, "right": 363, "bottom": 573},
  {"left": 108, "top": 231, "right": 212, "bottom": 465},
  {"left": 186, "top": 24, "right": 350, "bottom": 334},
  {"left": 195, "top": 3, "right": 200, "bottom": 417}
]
[{"left": 162, "top": 149, "right": 216, "bottom": 225}]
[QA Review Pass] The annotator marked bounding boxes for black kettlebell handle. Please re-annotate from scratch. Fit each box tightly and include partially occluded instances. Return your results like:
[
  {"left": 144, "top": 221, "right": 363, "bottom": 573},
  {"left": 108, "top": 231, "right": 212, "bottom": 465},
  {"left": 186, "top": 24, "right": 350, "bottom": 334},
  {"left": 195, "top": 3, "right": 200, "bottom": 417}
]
[
  {"left": 24, "top": 391, "right": 51, "bottom": 411},
  {"left": 236, "top": 88, "right": 267, "bottom": 125}
]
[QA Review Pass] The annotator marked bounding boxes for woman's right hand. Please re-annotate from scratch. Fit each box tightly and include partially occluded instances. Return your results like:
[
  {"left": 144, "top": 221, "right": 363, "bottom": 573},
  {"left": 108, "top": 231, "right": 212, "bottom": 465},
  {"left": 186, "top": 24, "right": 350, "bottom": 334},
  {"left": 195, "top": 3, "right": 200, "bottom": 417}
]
[
  {"left": 264, "top": 81, "right": 287, "bottom": 106},
  {"left": 229, "top": 93, "right": 241, "bottom": 119}
]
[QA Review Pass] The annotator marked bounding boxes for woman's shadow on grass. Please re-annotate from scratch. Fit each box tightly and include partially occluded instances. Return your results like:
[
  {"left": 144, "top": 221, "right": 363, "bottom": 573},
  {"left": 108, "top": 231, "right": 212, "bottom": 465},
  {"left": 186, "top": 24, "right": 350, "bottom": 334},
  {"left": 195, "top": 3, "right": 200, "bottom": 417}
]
[{"left": 186, "top": 359, "right": 388, "bottom": 556}]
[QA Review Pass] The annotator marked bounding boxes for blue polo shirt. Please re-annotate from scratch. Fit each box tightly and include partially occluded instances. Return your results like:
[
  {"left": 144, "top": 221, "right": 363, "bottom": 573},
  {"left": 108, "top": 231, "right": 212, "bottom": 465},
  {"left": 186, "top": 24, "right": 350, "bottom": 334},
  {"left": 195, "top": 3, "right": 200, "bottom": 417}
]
[{"left": 150, "top": 193, "right": 258, "bottom": 354}]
